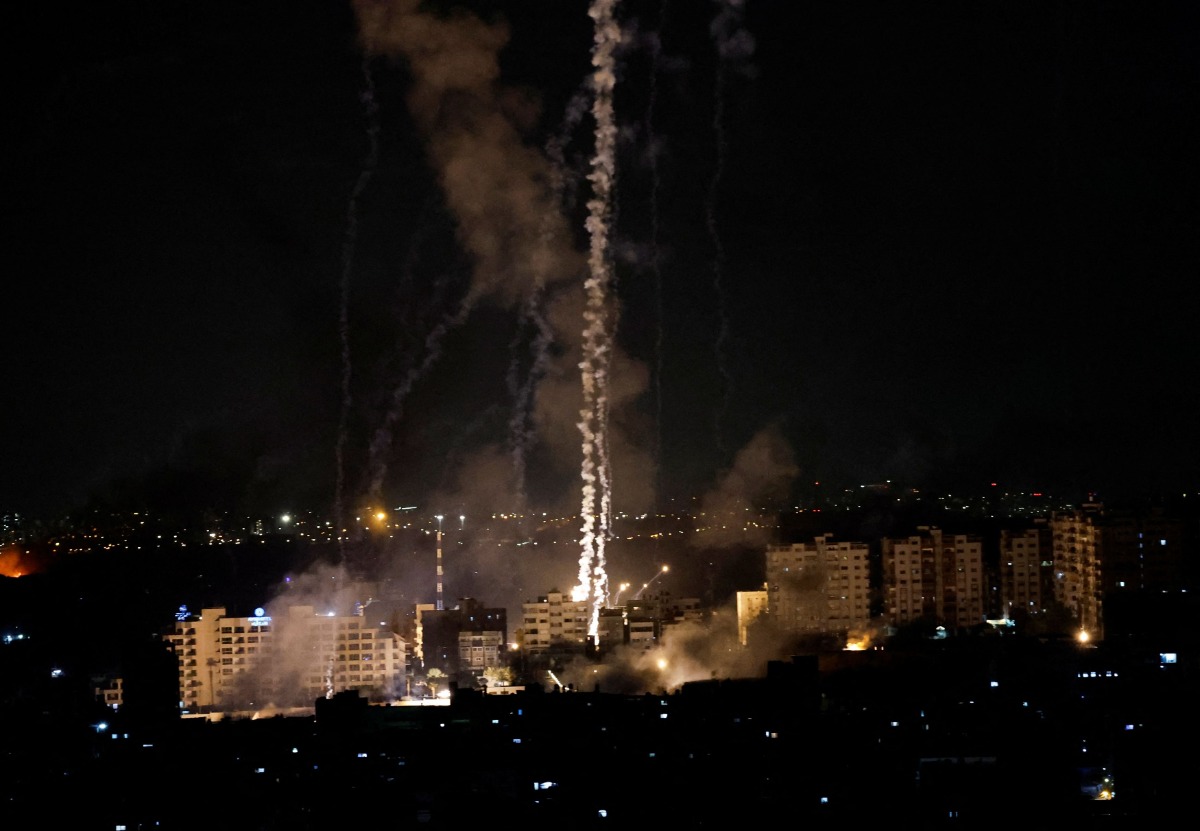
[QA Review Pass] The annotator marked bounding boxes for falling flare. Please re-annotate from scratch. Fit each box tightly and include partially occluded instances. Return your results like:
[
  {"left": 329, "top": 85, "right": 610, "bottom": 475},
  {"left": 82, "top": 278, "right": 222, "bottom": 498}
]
[{"left": 574, "top": 0, "right": 621, "bottom": 642}]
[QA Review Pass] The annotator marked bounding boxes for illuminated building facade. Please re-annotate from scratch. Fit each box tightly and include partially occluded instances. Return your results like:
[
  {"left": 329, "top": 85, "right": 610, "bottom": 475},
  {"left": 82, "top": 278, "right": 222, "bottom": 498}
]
[
  {"left": 94, "top": 676, "right": 124, "bottom": 710},
  {"left": 520, "top": 591, "right": 590, "bottom": 656},
  {"left": 882, "top": 526, "right": 985, "bottom": 631},
  {"left": 164, "top": 605, "right": 406, "bottom": 714},
  {"left": 1049, "top": 508, "right": 1104, "bottom": 637},
  {"left": 458, "top": 629, "right": 504, "bottom": 673},
  {"left": 999, "top": 522, "right": 1054, "bottom": 619},
  {"left": 627, "top": 617, "right": 658, "bottom": 649},
  {"left": 766, "top": 534, "right": 871, "bottom": 637},
  {"left": 736, "top": 588, "right": 769, "bottom": 646}
]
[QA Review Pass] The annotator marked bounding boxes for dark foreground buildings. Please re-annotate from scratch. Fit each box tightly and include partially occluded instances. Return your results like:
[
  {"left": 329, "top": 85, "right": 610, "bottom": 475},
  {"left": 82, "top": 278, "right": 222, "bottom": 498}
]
[{"left": 2, "top": 633, "right": 1196, "bottom": 830}]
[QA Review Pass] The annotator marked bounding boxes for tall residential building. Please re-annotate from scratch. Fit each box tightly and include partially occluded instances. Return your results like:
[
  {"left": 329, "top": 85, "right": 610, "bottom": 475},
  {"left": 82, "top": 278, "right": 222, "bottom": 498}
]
[
  {"left": 164, "top": 605, "right": 406, "bottom": 715},
  {"left": 1092, "top": 504, "right": 1188, "bottom": 594},
  {"left": 766, "top": 534, "right": 871, "bottom": 638},
  {"left": 999, "top": 522, "right": 1054, "bottom": 619},
  {"left": 520, "top": 591, "right": 590, "bottom": 656},
  {"left": 1050, "top": 507, "right": 1104, "bottom": 637},
  {"left": 882, "top": 526, "right": 985, "bottom": 631}
]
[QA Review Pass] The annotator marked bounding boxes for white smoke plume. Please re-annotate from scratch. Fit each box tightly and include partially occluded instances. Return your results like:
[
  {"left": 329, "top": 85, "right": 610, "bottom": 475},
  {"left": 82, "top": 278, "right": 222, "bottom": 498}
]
[{"left": 554, "top": 599, "right": 798, "bottom": 695}]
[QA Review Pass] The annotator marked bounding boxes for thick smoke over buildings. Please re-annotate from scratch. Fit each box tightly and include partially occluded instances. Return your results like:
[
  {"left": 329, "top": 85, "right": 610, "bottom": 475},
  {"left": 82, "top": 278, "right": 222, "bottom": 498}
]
[
  {"left": 555, "top": 601, "right": 798, "bottom": 695},
  {"left": 192, "top": 0, "right": 808, "bottom": 691},
  {"left": 349, "top": 0, "right": 665, "bottom": 525}
]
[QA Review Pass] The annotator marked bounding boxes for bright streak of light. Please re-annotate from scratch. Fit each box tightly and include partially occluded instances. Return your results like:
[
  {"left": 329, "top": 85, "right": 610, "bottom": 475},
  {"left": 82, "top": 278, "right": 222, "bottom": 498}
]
[
  {"left": 633, "top": 565, "right": 669, "bottom": 600},
  {"left": 574, "top": 0, "right": 620, "bottom": 645}
]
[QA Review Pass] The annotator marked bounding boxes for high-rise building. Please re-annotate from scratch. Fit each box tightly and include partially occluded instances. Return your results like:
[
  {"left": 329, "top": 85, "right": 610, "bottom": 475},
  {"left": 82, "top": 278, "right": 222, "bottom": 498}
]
[
  {"left": 164, "top": 605, "right": 406, "bottom": 715},
  {"left": 766, "top": 534, "right": 871, "bottom": 637},
  {"left": 1050, "top": 506, "right": 1104, "bottom": 638},
  {"left": 519, "top": 591, "right": 590, "bottom": 656},
  {"left": 1093, "top": 504, "right": 1188, "bottom": 594},
  {"left": 882, "top": 526, "right": 985, "bottom": 631},
  {"left": 999, "top": 521, "right": 1054, "bottom": 619}
]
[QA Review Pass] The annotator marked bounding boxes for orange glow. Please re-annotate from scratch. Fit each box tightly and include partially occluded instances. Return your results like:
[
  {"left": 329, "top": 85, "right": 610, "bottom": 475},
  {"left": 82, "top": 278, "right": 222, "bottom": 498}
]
[
  {"left": 844, "top": 629, "right": 873, "bottom": 651},
  {"left": 1, "top": 546, "right": 38, "bottom": 578}
]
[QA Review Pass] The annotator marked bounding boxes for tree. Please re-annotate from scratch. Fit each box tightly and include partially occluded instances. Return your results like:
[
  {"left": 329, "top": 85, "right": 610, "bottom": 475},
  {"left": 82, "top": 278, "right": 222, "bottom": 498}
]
[
  {"left": 425, "top": 667, "right": 446, "bottom": 697},
  {"left": 483, "top": 665, "right": 515, "bottom": 688}
]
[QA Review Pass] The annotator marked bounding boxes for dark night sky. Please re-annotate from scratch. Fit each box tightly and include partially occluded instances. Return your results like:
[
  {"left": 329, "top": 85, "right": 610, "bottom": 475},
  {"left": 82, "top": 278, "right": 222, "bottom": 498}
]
[{"left": 5, "top": 0, "right": 1199, "bottom": 523}]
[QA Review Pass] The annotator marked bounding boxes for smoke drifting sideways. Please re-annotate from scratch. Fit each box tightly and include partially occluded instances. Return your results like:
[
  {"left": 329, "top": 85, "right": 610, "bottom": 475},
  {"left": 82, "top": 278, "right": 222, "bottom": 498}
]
[
  {"left": 219, "top": 560, "right": 407, "bottom": 715},
  {"left": 216, "top": 0, "right": 809, "bottom": 691},
  {"left": 554, "top": 599, "right": 795, "bottom": 696},
  {"left": 349, "top": 0, "right": 652, "bottom": 523}
]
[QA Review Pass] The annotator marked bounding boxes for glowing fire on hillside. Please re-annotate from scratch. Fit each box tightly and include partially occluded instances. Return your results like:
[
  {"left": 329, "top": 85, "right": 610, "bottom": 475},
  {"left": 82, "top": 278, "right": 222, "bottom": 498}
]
[{"left": 0, "top": 546, "right": 42, "bottom": 579}]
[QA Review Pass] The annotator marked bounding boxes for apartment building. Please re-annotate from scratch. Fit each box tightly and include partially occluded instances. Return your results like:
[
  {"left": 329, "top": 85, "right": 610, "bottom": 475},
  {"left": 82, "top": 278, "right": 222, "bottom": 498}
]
[
  {"left": 1049, "top": 508, "right": 1104, "bottom": 637},
  {"left": 999, "top": 522, "right": 1054, "bottom": 619},
  {"left": 882, "top": 526, "right": 985, "bottom": 631},
  {"left": 164, "top": 605, "right": 406, "bottom": 714},
  {"left": 766, "top": 534, "right": 872, "bottom": 637},
  {"left": 520, "top": 591, "right": 590, "bottom": 656}
]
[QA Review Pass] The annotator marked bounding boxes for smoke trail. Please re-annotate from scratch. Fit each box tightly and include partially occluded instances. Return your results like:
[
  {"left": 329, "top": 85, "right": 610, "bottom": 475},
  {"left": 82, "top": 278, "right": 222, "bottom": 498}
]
[
  {"left": 573, "top": 0, "right": 621, "bottom": 641},
  {"left": 506, "top": 89, "right": 591, "bottom": 518},
  {"left": 335, "top": 53, "right": 381, "bottom": 558},
  {"left": 705, "top": 0, "right": 756, "bottom": 465},
  {"left": 352, "top": 0, "right": 584, "bottom": 510},
  {"left": 505, "top": 288, "right": 553, "bottom": 516},
  {"left": 545, "top": 86, "right": 593, "bottom": 219},
  {"left": 647, "top": 3, "right": 669, "bottom": 507},
  {"left": 364, "top": 300, "right": 473, "bottom": 505}
]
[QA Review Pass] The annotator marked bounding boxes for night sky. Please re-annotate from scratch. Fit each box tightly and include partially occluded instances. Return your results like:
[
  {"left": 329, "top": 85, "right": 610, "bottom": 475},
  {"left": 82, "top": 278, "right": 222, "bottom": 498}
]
[{"left": 6, "top": 0, "right": 1199, "bottom": 524}]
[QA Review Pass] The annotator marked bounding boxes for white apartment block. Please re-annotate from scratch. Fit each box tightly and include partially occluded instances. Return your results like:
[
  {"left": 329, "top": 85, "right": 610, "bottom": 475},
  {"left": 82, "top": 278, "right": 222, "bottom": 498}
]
[
  {"left": 883, "top": 526, "right": 985, "bottom": 630},
  {"left": 520, "top": 592, "right": 590, "bottom": 655},
  {"left": 766, "top": 535, "right": 871, "bottom": 637},
  {"left": 627, "top": 617, "right": 657, "bottom": 650},
  {"left": 165, "top": 605, "right": 406, "bottom": 715}
]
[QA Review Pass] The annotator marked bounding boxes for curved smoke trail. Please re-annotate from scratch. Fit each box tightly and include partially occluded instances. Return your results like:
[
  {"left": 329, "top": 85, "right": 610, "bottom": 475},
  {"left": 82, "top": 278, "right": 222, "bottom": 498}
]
[
  {"left": 335, "top": 52, "right": 381, "bottom": 552},
  {"left": 364, "top": 300, "right": 474, "bottom": 505},
  {"left": 505, "top": 286, "right": 554, "bottom": 516},
  {"left": 506, "top": 86, "right": 591, "bottom": 520},
  {"left": 351, "top": 0, "right": 584, "bottom": 514},
  {"left": 647, "top": 2, "right": 669, "bottom": 509},
  {"left": 705, "top": 0, "right": 756, "bottom": 468}
]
